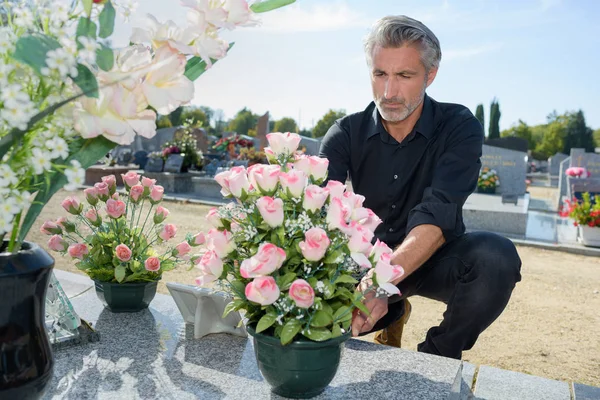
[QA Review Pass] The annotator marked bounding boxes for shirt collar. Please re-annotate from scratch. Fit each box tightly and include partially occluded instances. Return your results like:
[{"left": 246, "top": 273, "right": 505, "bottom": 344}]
[{"left": 367, "top": 94, "right": 437, "bottom": 140}]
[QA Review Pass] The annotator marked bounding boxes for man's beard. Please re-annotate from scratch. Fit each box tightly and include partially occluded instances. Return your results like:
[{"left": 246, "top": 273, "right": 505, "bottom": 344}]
[{"left": 375, "top": 80, "right": 427, "bottom": 122}]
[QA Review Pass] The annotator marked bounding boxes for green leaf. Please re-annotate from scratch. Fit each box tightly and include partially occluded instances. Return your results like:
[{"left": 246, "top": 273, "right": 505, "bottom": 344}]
[
  {"left": 115, "top": 265, "right": 126, "bottom": 282},
  {"left": 250, "top": 0, "right": 296, "bottom": 14},
  {"left": 184, "top": 42, "right": 234, "bottom": 81},
  {"left": 76, "top": 17, "right": 97, "bottom": 39},
  {"left": 96, "top": 44, "right": 114, "bottom": 71},
  {"left": 276, "top": 272, "right": 297, "bottom": 291},
  {"left": 12, "top": 34, "right": 61, "bottom": 75},
  {"left": 82, "top": 0, "right": 93, "bottom": 15},
  {"left": 280, "top": 319, "right": 302, "bottom": 345},
  {"left": 256, "top": 312, "right": 277, "bottom": 333},
  {"left": 333, "top": 306, "right": 352, "bottom": 323},
  {"left": 332, "top": 324, "right": 343, "bottom": 338},
  {"left": 18, "top": 136, "right": 116, "bottom": 243},
  {"left": 222, "top": 299, "right": 244, "bottom": 318},
  {"left": 310, "top": 310, "right": 333, "bottom": 328},
  {"left": 324, "top": 250, "right": 343, "bottom": 264},
  {"left": 229, "top": 280, "right": 247, "bottom": 299},
  {"left": 334, "top": 275, "right": 358, "bottom": 285},
  {"left": 72, "top": 64, "right": 99, "bottom": 98},
  {"left": 353, "top": 300, "right": 370, "bottom": 316},
  {"left": 98, "top": 1, "right": 116, "bottom": 38},
  {"left": 304, "top": 327, "right": 332, "bottom": 342}
]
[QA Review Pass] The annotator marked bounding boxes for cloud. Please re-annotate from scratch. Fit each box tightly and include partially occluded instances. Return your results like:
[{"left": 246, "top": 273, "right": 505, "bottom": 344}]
[
  {"left": 443, "top": 43, "right": 503, "bottom": 61},
  {"left": 253, "top": 1, "right": 370, "bottom": 33}
]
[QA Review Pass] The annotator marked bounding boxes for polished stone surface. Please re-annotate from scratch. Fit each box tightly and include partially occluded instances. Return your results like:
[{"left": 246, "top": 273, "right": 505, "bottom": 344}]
[
  {"left": 572, "top": 382, "right": 600, "bottom": 400},
  {"left": 43, "top": 287, "right": 463, "bottom": 399}
]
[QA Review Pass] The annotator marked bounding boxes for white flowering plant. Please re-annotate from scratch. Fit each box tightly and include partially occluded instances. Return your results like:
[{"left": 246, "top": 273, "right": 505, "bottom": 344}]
[
  {"left": 193, "top": 132, "right": 406, "bottom": 345},
  {"left": 0, "top": 0, "right": 295, "bottom": 254}
]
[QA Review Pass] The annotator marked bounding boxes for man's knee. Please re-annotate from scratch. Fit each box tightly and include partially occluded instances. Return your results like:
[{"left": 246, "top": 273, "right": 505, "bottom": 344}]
[{"left": 465, "top": 231, "right": 522, "bottom": 286}]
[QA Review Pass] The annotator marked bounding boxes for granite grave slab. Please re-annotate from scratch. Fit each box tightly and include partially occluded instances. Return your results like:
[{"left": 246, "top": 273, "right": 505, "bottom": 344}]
[{"left": 480, "top": 145, "right": 527, "bottom": 195}]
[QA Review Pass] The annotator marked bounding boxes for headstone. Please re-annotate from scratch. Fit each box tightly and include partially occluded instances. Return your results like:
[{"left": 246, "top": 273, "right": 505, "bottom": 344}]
[
  {"left": 502, "top": 193, "right": 518, "bottom": 205},
  {"left": 485, "top": 136, "right": 529, "bottom": 153},
  {"left": 145, "top": 157, "right": 164, "bottom": 173},
  {"left": 480, "top": 145, "right": 527, "bottom": 195},
  {"left": 256, "top": 112, "right": 269, "bottom": 150},
  {"left": 557, "top": 157, "right": 571, "bottom": 209},
  {"left": 133, "top": 150, "right": 149, "bottom": 170},
  {"left": 570, "top": 148, "right": 600, "bottom": 176},
  {"left": 191, "top": 128, "right": 209, "bottom": 153},
  {"left": 116, "top": 150, "right": 132, "bottom": 165},
  {"left": 164, "top": 154, "right": 185, "bottom": 173},
  {"left": 299, "top": 136, "right": 322, "bottom": 155}
]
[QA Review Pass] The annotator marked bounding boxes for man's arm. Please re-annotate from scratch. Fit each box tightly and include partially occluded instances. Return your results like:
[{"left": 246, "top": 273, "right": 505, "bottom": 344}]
[
  {"left": 352, "top": 117, "right": 484, "bottom": 336},
  {"left": 318, "top": 121, "right": 351, "bottom": 184}
]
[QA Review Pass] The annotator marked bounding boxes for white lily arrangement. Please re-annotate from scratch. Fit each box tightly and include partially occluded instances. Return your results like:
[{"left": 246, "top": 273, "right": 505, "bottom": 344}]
[{"left": 0, "top": 0, "right": 295, "bottom": 253}]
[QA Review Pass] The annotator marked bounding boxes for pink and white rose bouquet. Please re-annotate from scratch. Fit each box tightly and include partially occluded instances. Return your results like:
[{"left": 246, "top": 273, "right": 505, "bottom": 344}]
[
  {"left": 44, "top": 174, "right": 206, "bottom": 283},
  {"left": 193, "top": 132, "right": 405, "bottom": 345}
]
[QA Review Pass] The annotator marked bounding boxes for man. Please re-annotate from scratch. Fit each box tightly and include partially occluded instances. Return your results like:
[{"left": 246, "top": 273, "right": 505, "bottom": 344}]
[{"left": 319, "top": 15, "right": 522, "bottom": 360}]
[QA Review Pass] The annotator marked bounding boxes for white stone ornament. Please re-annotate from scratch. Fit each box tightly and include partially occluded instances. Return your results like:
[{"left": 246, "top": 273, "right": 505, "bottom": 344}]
[{"left": 166, "top": 282, "right": 247, "bottom": 339}]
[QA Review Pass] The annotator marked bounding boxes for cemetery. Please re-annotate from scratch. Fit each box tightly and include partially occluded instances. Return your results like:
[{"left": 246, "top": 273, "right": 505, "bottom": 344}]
[{"left": 1, "top": 1, "right": 600, "bottom": 400}]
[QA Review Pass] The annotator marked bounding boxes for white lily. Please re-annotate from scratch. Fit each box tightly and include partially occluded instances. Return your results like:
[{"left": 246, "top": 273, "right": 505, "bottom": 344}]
[
  {"left": 183, "top": 0, "right": 228, "bottom": 31},
  {"left": 130, "top": 14, "right": 195, "bottom": 54}
]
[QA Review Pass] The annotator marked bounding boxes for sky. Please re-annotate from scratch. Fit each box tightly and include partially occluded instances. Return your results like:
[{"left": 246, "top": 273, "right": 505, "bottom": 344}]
[{"left": 112, "top": 0, "right": 600, "bottom": 132}]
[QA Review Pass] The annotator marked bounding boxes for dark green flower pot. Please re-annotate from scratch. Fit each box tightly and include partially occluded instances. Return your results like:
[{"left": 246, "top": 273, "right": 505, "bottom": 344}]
[
  {"left": 247, "top": 325, "right": 352, "bottom": 399},
  {"left": 93, "top": 280, "right": 158, "bottom": 313},
  {"left": 477, "top": 186, "right": 496, "bottom": 194}
]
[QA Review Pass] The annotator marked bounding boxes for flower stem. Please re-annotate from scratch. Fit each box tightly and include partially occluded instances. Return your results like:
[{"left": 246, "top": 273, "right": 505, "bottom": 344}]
[
  {"left": 7, "top": 212, "right": 22, "bottom": 253},
  {"left": 141, "top": 203, "right": 154, "bottom": 237}
]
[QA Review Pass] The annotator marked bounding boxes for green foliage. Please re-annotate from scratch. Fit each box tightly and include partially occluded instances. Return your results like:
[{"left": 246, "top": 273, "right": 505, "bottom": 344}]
[
  {"left": 181, "top": 107, "right": 209, "bottom": 128},
  {"left": 169, "top": 107, "right": 185, "bottom": 127},
  {"left": 475, "top": 104, "right": 484, "bottom": 132},
  {"left": 562, "top": 110, "right": 596, "bottom": 153},
  {"left": 501, "top": 120, "right": 535, "bottom": 150},
  {"left": 98, "top": 1, "right": 116, "bottom": 39},
  {"left": 250, "top": 0, "right": 296, "bottom": 13},
  {"left": 72, "top": 64, "right": 99, "bottom": 99},
  {"left": 156, "top": 115, "right": 173, "bottom": 129},
  {"left": 312, "top": 109, "right": 346, "bottom": 138},
  {"left": 227, "top": 107, "right": 259, "bottom": 136},
  {"left": 12, "top": 34, "right": 61, "bottom": 75},
  {"left": 488, "top": 99, "right": 501, "bottom": 139},
  {"left": 274, "top": 117, "right": 298, "bottom": 133},
  {"left": 561, "top": 192, "right": 600, "bottom": 227},
  {"left": 96, "top": 44, "right": 114, "bottom": 71},
  {"left": 184, "top": 43, "right": 234, "bottom": 81}
]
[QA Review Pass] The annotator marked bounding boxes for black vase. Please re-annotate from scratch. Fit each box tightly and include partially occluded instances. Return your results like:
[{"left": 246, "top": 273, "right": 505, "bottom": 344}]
[{"left": 0, "top": 241, "right": 54, "bottom": 400}]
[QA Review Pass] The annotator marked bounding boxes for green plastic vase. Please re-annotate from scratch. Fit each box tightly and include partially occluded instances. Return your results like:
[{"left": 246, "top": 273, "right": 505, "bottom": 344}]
[
  {"left": 247, "top": 325, "right": 352, "bottom": 399},
  {"left": 93, "top": 280, "right": 158, "bottom": 313}
]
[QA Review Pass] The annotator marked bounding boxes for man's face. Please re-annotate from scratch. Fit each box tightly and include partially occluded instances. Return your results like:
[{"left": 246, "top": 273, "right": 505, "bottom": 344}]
[{"left": 370, "top": 44, "right": 437, "bottom": 122}]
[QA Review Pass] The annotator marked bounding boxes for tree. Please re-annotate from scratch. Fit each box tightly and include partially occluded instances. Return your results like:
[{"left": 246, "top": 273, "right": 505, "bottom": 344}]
[
  {"left": 312, "top": 109, "right": 346, "bottom": 138},
  {"left": 181, "top": 107, "right": 209, "bottom": 128},
  {"left": 501, "top": 120, "right": 535, "bottom": 150},
  {"left": 475, "top": 104, "right": 485, "bottom": 132},
  {"left": 198, "top": 106, "right": 214, "bottom": 125},
  {"left": 169, "top": 106, "right": 184, "bottom": 127},
  {"left": 227, "top": 107, "right": 258, "bottom": 136},
  {"left": 562, "top": 110, "right": 595, "bottom": 153},
  {"left": 156, "top": 115, "right": 173, "bottom": 129},
  {"left": 488, "top": 99, "right": 501, "bottom": 139},
  {"left": 299, "top": 129, "right": 312, "bottom": 137},
  {"left": 594, "top": 129, "right": 600, "bottom": 148},
  {"left": 533, "top": 112, "right": 568, "bottom": 159},
  {"left": 274, "top": 117, "right": 298, "bottom": 133}
]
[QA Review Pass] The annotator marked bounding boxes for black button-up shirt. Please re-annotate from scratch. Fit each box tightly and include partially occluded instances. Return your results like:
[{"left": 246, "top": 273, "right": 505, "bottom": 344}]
[{"left": 319, "top": 94, "right": 484, "bottom": 248}]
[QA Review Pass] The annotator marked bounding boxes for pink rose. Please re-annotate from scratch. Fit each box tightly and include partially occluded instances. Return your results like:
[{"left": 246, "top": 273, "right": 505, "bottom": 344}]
[
  {"left": 115, "top": 244, "right": 132, "bottom": 262},
  {"left": 263, "top": 147, "right": 276, "bottom": 163},
  {"left": 294, "top": 155, "right": 311, "bottom": 175},
  {"left": 61, "top": 197, "right": 82, "bottom": 215},
  {"left": 68, "top": 243, "right": 89, "bottom": 260},
  {"left": 105, "top": 199, "right": 126, "bottom": 219},
  {"left": 56, "top": 217, "right": 75, "bottom": 233},
  {"left": 40, "top": 220, "right": 61, "bottom": 235},
  {"left": 289, "top": 279, "right": 315, "bottom": 308},
  {"left": 111, "top": 193, "right": 120, "bottom": 200},
  {"left": 145, "top": 256, "right": 161, "bottom": 272},
  {"left": 325, "top": 180, "right": 346, "bottom": 200},
  {"left": 194, "top": 250, "right": 223, "bottom": 286},
  {"left": 85, "top": 208, "right": 101, "bottom": 226},
  {"left": 361, "top": 209, "right": 383, "bottom": 232},
  {"left": 206, "top": 228, "right": 236, "bottom": 258},
  {"left": 343, "top": 191, "right": 365, "bottom": 210},
  {"left": 206, "top": 208, "right": 224, "bottom": 228},
  {"left": 307, "top": 156, "right": 329, "bottom": 181},
  {"left": 159, "top": 224, "right": 177, "bottom": 241},
  {"left": 371, "top": 239, "right": 393, "bottom": 261},
  {"left": 150, "top": 185, "right": 164, "bottom": 204},
  {"left": 190, "top": 232, "right": 206, "bottom": 246},
  {"left": 299, "top": 227, "right": 330, "bottom": 262},
  {"left": 101, "top": 175, "right": 117, "bottom": 194},
  {"left": 230, "top": 221, "right": 241, "bottom": 233},
  {"left": 302, "top": 185, "right": 329, "bottom": 213},
  {"left": 214, "top": 170, "right": 232, "bottom": 197},
  {"left": 227, "top": 166, "right": 251, "bottom": 198},
  {"left": 47, "top": 235, "right": 68, "bottom": 252},
  {"left": 240, "top": 243, "right": 286, "bottom": 278},
  {"left": 130, "top": 184, "right": 144, "bottom": 203},
  {"left": 249, "top": 164, "right": 280, "bottom": 194},
  {"left": 326, "top": 197, "right": 352, "bottom": 234},
  {"left": 256, "top": 196, "right": 284, "bottom": 228},
  {"left": 279, "top": 170, "right": 306, "bottom": 198},
  {"left": 174, "top": 241, "right": 192, "bottom": 258},
  {"left": 83, "top": 187, "right": 99, "bottom": 205},
  {"left": 245, "top": 276, "right": 280, "bottom": 306},
  {"left": 94, "top": 182, "right": 110, "bottom": 201},
  {"left": 375, "top": 253, "right": 404, "bottom": 296},
  {"left": 121, "top": 171, "right": 140, "bottom": 188},
  {"left": 266, "top": 132, "right": 301, "bottom": 156},
  {"left": 347, "top": 223, "right": 375, "bottom": 269},
  {"left": 154, "top": 206, "right": 169, "bottom": 224},
  {"left": 142, "top": 177, "right": 156, "bottom": 187}
]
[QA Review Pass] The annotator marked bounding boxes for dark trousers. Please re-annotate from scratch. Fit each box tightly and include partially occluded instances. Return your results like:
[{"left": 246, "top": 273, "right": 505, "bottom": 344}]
[{"left": 368, "top": 231, "right": 522, "bottom": 360}]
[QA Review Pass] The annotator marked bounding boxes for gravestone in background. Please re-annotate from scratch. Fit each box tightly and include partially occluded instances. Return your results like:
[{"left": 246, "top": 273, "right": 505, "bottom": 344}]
[
  {"left": 485, "top": 136, "right": 529, "bottom": 153},
  {"left": 191, "top": 128, "right": 209, "bottom": 153},
  {"left": 570, "top": 148, "right": 600, "bottom": 176},
  {"left": 548, "top": 153, "right": 568, "bottom": 187},
  {"left": 145, "top": 157, "right": 164, "bottom": 173},
  {"left": 557, "top": 157, "right": 570, "bottom": 210},
  {"left": 256, "top": 112, "right": 270, "bottom": 150},
  {"left": 164, "top": 154, "right": 185, "bottom": 173},
  {"left": 480, "top": 144, "right": 527, "bottom": 195},
  {"left": 299, "top": 136, "right": 322, "bottom": 155}
]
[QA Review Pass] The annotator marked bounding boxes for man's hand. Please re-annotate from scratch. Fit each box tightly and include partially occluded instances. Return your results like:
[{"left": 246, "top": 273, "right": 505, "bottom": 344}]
[{"left": 351, "top": 271, "right": 388, "bottom": 337}]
